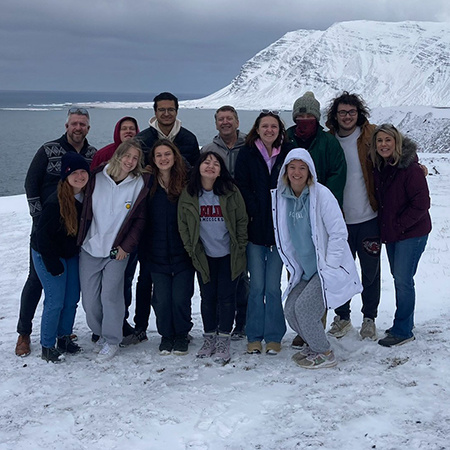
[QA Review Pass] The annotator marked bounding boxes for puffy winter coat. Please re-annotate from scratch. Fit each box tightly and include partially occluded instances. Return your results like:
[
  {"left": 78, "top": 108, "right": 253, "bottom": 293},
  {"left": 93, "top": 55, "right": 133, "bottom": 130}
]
[
  {"left": 373, "top": 137, "right": 431, "bottom": 243},
  {"left": 271, "top": 148, "right": 362, "bottom": 309}
]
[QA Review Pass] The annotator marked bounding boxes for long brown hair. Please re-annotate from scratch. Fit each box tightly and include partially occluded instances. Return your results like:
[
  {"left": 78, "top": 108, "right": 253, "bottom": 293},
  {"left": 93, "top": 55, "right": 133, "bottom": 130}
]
[
  {"left": 149, "top": 139, "right": 187, "bottom": 201},
  {"left": 57, "top": 180, "right": 79, "bottom": 236}
]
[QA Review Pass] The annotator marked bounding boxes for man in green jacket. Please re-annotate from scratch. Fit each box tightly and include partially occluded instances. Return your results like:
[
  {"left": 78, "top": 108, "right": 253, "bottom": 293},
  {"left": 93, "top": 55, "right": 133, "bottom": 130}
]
[{"left": 286, "top": 91, "right": 347, "bottom": 208}]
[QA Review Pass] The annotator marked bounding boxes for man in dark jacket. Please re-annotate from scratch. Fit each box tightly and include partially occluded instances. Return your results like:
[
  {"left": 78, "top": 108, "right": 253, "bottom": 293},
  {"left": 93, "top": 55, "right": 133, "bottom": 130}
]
[
  {"left": 136, "top": 92, "right": 200, "bottom": 167},
  {"left": 15, "top": 107, "right": 97, "bottom": 357},
  {"left": 286, "top": 91, "right": 347, "bottom": 208}
]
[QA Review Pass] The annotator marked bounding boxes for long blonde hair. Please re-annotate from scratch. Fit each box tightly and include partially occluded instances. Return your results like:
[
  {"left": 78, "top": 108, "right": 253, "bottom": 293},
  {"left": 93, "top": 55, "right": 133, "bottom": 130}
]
[
  {"left": 107, "top": 139, "right": 144, "bottom": 180},
  {"left": 57, "top": 180, "right": 79, "bottom": 236}
]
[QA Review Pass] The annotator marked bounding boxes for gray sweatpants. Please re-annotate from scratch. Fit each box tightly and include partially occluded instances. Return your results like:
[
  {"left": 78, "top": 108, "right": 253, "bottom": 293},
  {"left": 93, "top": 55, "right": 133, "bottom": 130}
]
[
  {"left": 284, "top": 273, "right": 330, "bottom": 354},
  {"left": 79, "top": 248, "right": 128, "bottom": 345}
]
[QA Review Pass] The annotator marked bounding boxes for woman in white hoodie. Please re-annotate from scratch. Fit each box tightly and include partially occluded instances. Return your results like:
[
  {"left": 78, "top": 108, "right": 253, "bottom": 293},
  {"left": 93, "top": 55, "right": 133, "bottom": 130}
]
[
  {"left": 78, "top": 139, "right": 150, "bottom": 361},
  {"left": 271, "top": 148, "right": 362, "bottom": 369}
]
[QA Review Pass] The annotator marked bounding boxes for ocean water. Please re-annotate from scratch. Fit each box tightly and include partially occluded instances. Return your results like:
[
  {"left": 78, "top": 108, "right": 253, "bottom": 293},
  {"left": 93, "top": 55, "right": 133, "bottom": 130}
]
[{"left": 0, "top": 90, "right": 294, "bottom": 197}]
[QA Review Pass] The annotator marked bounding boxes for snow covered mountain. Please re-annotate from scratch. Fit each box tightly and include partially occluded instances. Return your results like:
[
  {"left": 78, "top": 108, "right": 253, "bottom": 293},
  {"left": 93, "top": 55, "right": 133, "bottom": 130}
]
[{"left": 183, "top": 20, "right": 450, "bottom": 110}]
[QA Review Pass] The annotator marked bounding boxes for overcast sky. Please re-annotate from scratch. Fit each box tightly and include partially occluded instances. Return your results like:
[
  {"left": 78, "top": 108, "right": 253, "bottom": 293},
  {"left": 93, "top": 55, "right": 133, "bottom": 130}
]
[{"left": 1, "top": 0, "right": 449, "bottom": 96}]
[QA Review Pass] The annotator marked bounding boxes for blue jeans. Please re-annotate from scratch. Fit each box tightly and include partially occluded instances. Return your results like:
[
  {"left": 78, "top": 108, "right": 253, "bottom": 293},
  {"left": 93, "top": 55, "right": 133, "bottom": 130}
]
[
  {"left": 386, "top": 235, "right": 428, "bottom": 339},
  {"left": 151, "top": 268, "right": 194, "bottom": 338},
  {"left": 246, "top": 242, "right": 286, "bottom": 343},
  {"left": 32, "top": 249, "right": 80, "bottom": 348}
]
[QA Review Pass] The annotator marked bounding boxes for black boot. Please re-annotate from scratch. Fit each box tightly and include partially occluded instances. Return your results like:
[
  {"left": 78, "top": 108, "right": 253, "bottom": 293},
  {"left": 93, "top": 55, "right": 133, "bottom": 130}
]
[
  {"left": 57, "top": 335, "right": 82, "bottom": 354},
  {"left": 42, "top": 346, "right": 65, "bottom": 363}
]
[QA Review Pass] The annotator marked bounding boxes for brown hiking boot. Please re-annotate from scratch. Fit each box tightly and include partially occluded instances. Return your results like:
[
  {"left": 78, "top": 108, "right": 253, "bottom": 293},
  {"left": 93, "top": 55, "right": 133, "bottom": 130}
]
[{"left": 15, "top": 334, "right": 31, "bottom": 357}]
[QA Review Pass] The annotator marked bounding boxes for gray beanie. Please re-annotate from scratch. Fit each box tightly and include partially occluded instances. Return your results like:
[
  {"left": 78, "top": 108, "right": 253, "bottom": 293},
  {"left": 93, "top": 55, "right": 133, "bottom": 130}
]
[{"left": 292, "top": 91, "right": 321, "bottom": 122}]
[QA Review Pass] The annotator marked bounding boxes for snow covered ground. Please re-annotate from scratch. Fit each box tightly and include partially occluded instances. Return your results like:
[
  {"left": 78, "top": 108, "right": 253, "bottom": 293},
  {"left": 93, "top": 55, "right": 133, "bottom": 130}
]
[{"left": 1, "top": 154, "right": 449, "bottom": 450}]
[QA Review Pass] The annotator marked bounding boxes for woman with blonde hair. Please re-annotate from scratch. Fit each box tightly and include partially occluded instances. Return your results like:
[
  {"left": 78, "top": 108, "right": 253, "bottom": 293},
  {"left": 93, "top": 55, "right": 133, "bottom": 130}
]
[
  {"left": 370, "top": 124, "right": 431, "bottom": 347},
  {"left": 272, "top": 148, "right": 362, "bottom": 368},
  {"left": 78, "top": 139, "right": 150, "bottom": 361}
]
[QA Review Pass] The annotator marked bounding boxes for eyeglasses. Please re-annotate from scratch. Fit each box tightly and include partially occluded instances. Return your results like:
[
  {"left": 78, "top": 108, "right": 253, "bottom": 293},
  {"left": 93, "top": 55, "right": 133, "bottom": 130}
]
[
  {"left": 337, "top": 109, "right": 358, "bottom": 117},
  {"left": 68, "top": 107, "right": 90, "bottom": 118},
  {"left": 261, "top": 109, "right": 280, "bottom": 116},
  {"left": 157, "top": 108, "right": 177, "bottom": 114}
]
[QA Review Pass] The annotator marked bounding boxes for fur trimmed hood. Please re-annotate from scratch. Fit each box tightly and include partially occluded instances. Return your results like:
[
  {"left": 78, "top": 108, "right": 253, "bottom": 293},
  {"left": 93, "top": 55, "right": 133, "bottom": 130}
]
[{"left": 398, "top": 136, "right": 418, "bottom": 169}]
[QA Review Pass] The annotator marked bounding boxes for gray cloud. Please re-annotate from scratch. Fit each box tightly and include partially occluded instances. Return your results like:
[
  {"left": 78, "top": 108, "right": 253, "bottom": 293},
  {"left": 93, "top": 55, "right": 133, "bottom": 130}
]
[{"left": 1, "top": 0, "right": 449, "bottom": 95}]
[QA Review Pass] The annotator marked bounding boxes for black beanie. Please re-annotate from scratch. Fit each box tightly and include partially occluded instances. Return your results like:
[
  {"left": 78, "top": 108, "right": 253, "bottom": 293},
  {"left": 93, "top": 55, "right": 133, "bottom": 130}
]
[{"left": 61, "top": 152, "right": 90, "bottom": 181}]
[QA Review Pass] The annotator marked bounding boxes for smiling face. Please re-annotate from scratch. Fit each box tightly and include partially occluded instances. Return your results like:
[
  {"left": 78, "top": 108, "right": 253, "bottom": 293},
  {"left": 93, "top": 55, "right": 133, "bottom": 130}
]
[
  {"left": 65, "top": 114, "right": 90, "bottom": 148},
  {"left": 119, "top": 120, "right": 137, "bottom": 143},
  {"left": 155, "top": 100, "right": 178, "bottom": 129},
  {"left": 215, "top": 110, "right": 239, "bottom": 140},
  {"left": 119, "top": 146, "right": 140, "bottom": 177},
  {"left": 336, "top": 103, "right": 358, "bottom": 136},
  {"left": 199, "top": 154, "right": 221, "bottom": 185},
  {"left": 153, "top": 145, "right": 175, "bottom": 172},
  {"left": 67, "top": 169, "right": 89, "bottom": 194},
  {"left": 376, "top": 131, "right": 396, "bottom": 160},
  {"left": 257, "top": 115, "right": 280, "bottom": 149},
  {"left": 286, "top": 160, "right": 310, "bottom": 196}
]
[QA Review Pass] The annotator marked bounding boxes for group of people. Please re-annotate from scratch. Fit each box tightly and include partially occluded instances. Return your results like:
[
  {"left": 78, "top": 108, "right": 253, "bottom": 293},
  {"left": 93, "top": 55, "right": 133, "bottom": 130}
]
[{"left": 14, "top": 90, "right": 431, "bottom": 369}]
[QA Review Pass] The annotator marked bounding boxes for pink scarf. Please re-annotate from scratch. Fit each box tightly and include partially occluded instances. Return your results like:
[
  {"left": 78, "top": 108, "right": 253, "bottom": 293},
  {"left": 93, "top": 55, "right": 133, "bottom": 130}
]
[{"left": 255, "top": 138, "right": 281, "bottom": 173}]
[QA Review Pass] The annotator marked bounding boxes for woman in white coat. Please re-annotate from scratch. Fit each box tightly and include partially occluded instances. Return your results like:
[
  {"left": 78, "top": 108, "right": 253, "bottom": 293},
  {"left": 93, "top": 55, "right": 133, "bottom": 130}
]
[{"left": 272, "top": 148, "right": 362, "bottom": 369}]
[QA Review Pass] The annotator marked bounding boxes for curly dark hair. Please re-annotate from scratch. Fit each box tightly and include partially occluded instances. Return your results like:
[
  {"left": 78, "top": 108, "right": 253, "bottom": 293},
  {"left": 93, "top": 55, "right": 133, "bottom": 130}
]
[
  {"left": 326, "top": 91, "right": 370, "bottom": 131},
  {"left": 187, "top": 151, "right": 236, "bottom": 197}
]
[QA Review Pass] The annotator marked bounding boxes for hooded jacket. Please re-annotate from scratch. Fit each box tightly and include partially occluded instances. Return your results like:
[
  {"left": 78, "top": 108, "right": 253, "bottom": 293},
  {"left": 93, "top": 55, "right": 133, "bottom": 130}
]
[
  {"left": 90, "top": 117, "right": 139, "bottom": 169},
  {"left": 373, "top": 137, "right": 431, "bottom": 243},
  {"left": 271, "top": 148, "right": 362, "bottom": 309},
  {"left": 77, "top": 165, "right": 150, "bottom": 255},
  {"left": 136, "top": 118, "right": 200, "bottom": 167},
  {"left": 200, "top": 131, "right": 247, "bottom": 177}
]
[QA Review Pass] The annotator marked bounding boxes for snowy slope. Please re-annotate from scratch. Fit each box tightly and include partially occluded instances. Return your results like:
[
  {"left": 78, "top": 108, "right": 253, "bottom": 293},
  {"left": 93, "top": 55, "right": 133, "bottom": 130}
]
[
  {"left": 0, "top": 153, "right": 449, "bottom": 449},
  {"left": 182, "top": 21, "right": 450, "bottom": 110}
]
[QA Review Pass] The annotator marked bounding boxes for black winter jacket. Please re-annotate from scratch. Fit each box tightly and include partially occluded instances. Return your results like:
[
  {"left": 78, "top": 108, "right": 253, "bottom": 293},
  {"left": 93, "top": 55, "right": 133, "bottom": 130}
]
[
  {"left": 31, "top": 191, "right": 83, "bottom": 276},
  {"left": 136, "top": 126, "right": 200, "bottom": 168},
  {"left": 139, "top": 181, "right": 192, "bottom": 274},
  {"left": 234, "top": 142, "right": 293, "bottom": 246}
]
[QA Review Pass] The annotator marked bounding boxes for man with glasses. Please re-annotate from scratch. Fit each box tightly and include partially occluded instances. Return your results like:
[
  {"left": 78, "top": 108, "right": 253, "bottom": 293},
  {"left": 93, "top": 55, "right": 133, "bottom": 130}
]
[
  {"left": 15, "top": 107, "right": 97, "bottom": 357},
  {"left": 136, "top": 92, "right": 199, "bottom": 167},
  {"left": 286, "top": 91, "right": 347, "bottom": 349},
  {"left": 324, "top": 92, "right": 381, "bottom": 340},
  {"left": 201, "top": 105, "right": 248, "bottom": 339}
]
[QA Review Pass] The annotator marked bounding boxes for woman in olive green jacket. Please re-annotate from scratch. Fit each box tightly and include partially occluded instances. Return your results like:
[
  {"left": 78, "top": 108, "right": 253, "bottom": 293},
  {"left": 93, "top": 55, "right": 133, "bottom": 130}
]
[{"left": 178, "top": 151, "right": 248, "bottom": 364}]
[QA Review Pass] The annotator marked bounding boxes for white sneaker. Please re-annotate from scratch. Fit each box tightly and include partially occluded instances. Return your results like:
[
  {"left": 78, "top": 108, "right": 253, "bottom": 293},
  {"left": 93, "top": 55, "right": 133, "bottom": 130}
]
[
  {"left": 360, "top": 318, "right": 377, "bottom": 340},
  {"left": 96, "top": 342, "right": 119, "bottom": 362},
  {"left": 327, "top": 315, "right": 352, "bottom": 338},
  {"left": 93, "top": 337, "right": 106, "bottom": 354}
]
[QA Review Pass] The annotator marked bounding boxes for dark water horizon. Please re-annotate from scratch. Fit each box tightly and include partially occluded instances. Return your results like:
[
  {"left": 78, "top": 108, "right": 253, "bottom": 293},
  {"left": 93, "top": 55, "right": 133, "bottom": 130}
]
[{"left": 0, "top": 90, "right": 293, "bottom": 198}]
